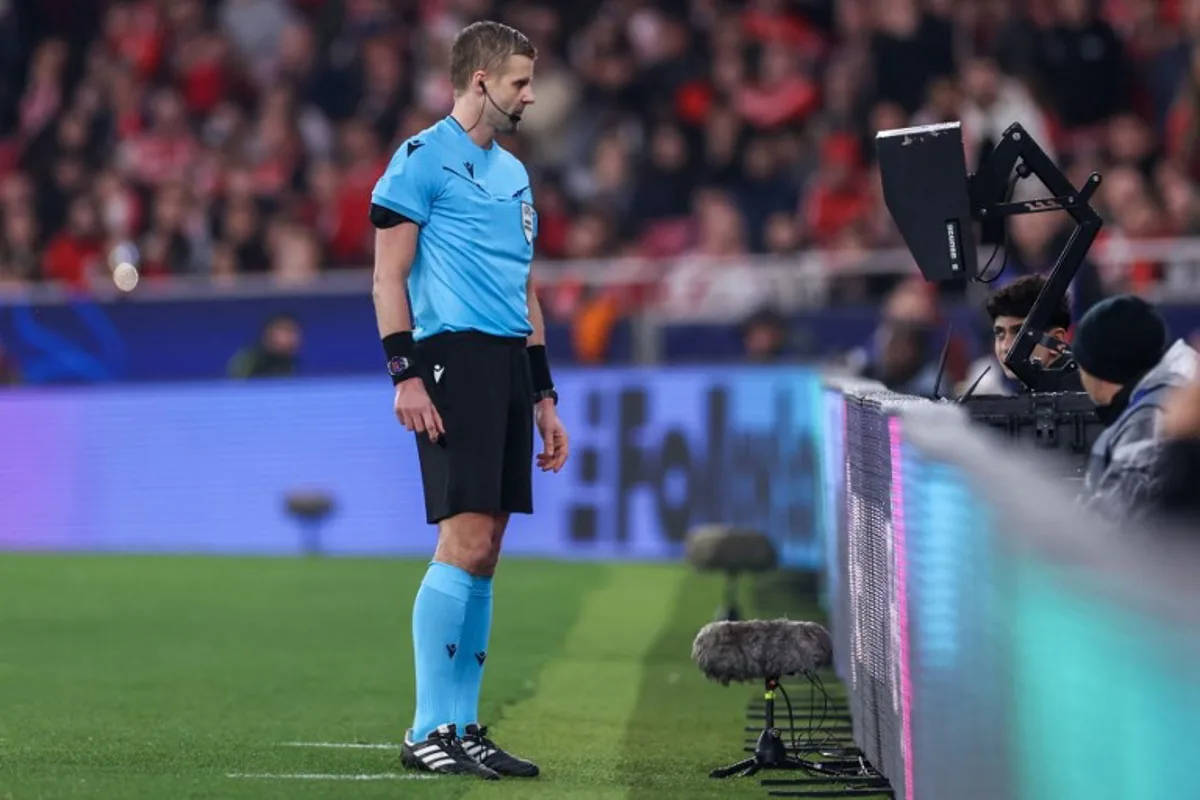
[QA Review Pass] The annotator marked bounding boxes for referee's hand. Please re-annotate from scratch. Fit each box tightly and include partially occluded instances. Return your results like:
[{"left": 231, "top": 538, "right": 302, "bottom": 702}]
[
  {"left": 394, "top": 377, "right": 446, "bottom": 442},
  {"left": 535, "top": 399, "right": 569, "bottom": 473}
]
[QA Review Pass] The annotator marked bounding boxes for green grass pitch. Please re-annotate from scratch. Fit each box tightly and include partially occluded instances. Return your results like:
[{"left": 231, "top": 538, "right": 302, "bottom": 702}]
[{"left": 0, "top": 555, "right": 841, "bottom": 799}]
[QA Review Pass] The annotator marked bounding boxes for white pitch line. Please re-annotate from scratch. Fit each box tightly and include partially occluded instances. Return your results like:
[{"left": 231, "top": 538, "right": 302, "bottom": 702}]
[
  {"left": 227, "top": 772, "right": 433, "bottom": 781},
  {"left": 279, "top": 741, "right": 400, "bottom": 750}
]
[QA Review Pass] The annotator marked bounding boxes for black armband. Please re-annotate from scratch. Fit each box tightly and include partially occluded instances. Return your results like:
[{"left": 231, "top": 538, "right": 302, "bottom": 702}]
[
  {"left": 370, "top": 203, "right": 413, "bottom": 230},
  {"left": 527, "top": 344, "right": 554, "bottom": 396},
  {"left": 382, "top": 331, "right": 418, "bottom": 385}
]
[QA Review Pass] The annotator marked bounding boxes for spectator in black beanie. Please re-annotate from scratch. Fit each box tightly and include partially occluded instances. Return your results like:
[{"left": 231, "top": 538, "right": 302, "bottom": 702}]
[{"left": 1075, "top": 296, "right": 1200, "bottom": 517}]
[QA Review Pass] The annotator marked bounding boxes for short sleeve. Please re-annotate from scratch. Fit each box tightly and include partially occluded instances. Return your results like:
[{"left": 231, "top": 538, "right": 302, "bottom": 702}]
[{"left": 371, "top": 140, "right": 440, "bottom": 226}]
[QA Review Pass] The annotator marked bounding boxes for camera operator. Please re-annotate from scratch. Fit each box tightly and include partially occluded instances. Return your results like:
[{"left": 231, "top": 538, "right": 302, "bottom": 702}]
[
  {"left": 963, "top": 275, "right": 1080, "bottom": 396},
  {"left": 1073, "top": 296, "right": 1200, "bottom": 517}
]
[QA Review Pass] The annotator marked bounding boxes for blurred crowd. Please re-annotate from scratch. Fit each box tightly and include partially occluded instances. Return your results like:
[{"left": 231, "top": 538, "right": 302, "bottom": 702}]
[{"left": 0, "top": 0, "right": 1198, "bottom": 298}]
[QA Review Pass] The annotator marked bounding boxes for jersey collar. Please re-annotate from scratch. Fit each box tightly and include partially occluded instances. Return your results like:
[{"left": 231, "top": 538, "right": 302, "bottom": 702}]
[{"left": 445, "top": 114, "right": 494, "bottom": 155}]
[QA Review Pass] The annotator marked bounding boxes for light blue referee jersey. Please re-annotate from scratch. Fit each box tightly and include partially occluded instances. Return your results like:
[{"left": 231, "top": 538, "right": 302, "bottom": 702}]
[{"left": 371, "top": 116, "right": 537, "bottom": 341}]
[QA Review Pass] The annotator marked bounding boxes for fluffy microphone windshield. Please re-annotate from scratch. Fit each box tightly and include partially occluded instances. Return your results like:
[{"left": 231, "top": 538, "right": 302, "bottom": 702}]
[{"left": 692, "top": 619, "right": 833, "bottom": 685}]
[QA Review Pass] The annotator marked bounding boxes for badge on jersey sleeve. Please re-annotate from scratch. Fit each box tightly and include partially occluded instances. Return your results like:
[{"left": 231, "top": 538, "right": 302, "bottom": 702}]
[{"left": 520, "top": 201, "right": 537, "bottom": 244}]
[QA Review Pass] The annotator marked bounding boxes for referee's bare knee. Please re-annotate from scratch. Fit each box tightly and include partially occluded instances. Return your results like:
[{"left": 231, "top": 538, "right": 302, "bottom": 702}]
[{"left": 433, "top": 512, "right": 506, "bottom": 576}]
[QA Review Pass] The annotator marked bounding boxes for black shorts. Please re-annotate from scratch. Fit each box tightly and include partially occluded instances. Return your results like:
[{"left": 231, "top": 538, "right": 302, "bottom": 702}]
[{"left": 412, "top": 331, "right": 534, "bottom": 524}]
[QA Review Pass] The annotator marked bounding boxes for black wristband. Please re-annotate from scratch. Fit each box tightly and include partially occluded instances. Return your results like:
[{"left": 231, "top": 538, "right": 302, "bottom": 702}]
[
  {"left": 527, "top": 344, "right": 553, "bottom": 394},
  {"left": 382, "top": 332, "right": 418, "bottom": 385}
]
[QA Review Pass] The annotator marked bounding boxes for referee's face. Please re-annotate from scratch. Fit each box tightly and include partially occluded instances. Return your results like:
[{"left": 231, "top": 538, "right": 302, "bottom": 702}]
[{"left": 490, "top": 55, "right": 536, "bottom": 131}]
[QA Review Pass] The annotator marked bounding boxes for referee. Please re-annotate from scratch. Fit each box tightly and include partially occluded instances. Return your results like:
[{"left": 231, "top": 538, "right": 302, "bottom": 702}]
[{"left": 370, "top": 21, "right": 568, "bottom": 781}]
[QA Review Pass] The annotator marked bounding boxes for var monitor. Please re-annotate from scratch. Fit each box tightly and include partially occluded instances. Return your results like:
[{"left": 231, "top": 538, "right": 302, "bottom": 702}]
[{"left": 876, "top": 121, "right": 978, "bottom": 284}]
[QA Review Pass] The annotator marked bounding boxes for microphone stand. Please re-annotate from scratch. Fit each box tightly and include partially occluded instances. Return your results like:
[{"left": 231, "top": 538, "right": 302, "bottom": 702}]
[
  {"left": 713, "top": 673, "right": 896, "bottom": 796},
  {"left": 711, "top": 676, "right": 808, "bottom": 778}
]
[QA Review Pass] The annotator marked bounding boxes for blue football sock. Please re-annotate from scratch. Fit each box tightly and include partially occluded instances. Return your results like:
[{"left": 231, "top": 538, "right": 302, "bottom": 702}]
[
  {"left": 453, "top": 575, "right": 493, "bottom": 730},
  {"left": 411, "top": 561, "right": 473, "bottom": 742}
]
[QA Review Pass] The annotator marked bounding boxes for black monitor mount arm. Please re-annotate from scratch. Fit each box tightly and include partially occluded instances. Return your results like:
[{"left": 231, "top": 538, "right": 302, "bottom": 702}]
[{"left": 967, "top": 122, "right": 1104, "bottom": 392}]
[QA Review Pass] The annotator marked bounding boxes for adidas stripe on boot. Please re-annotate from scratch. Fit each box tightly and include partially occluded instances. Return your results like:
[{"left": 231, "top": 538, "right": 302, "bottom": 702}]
[
  {"left": 401, "top": 724, "right": 499, "bottom": 779},
  {"left": 461, "top": 724, "right": 540, "bottom": 777}
]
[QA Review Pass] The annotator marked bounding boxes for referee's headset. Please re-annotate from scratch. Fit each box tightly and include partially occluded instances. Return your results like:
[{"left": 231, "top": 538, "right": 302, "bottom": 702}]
[{"left": 470, "top": 81, "right": 523, "bottom": 131}]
